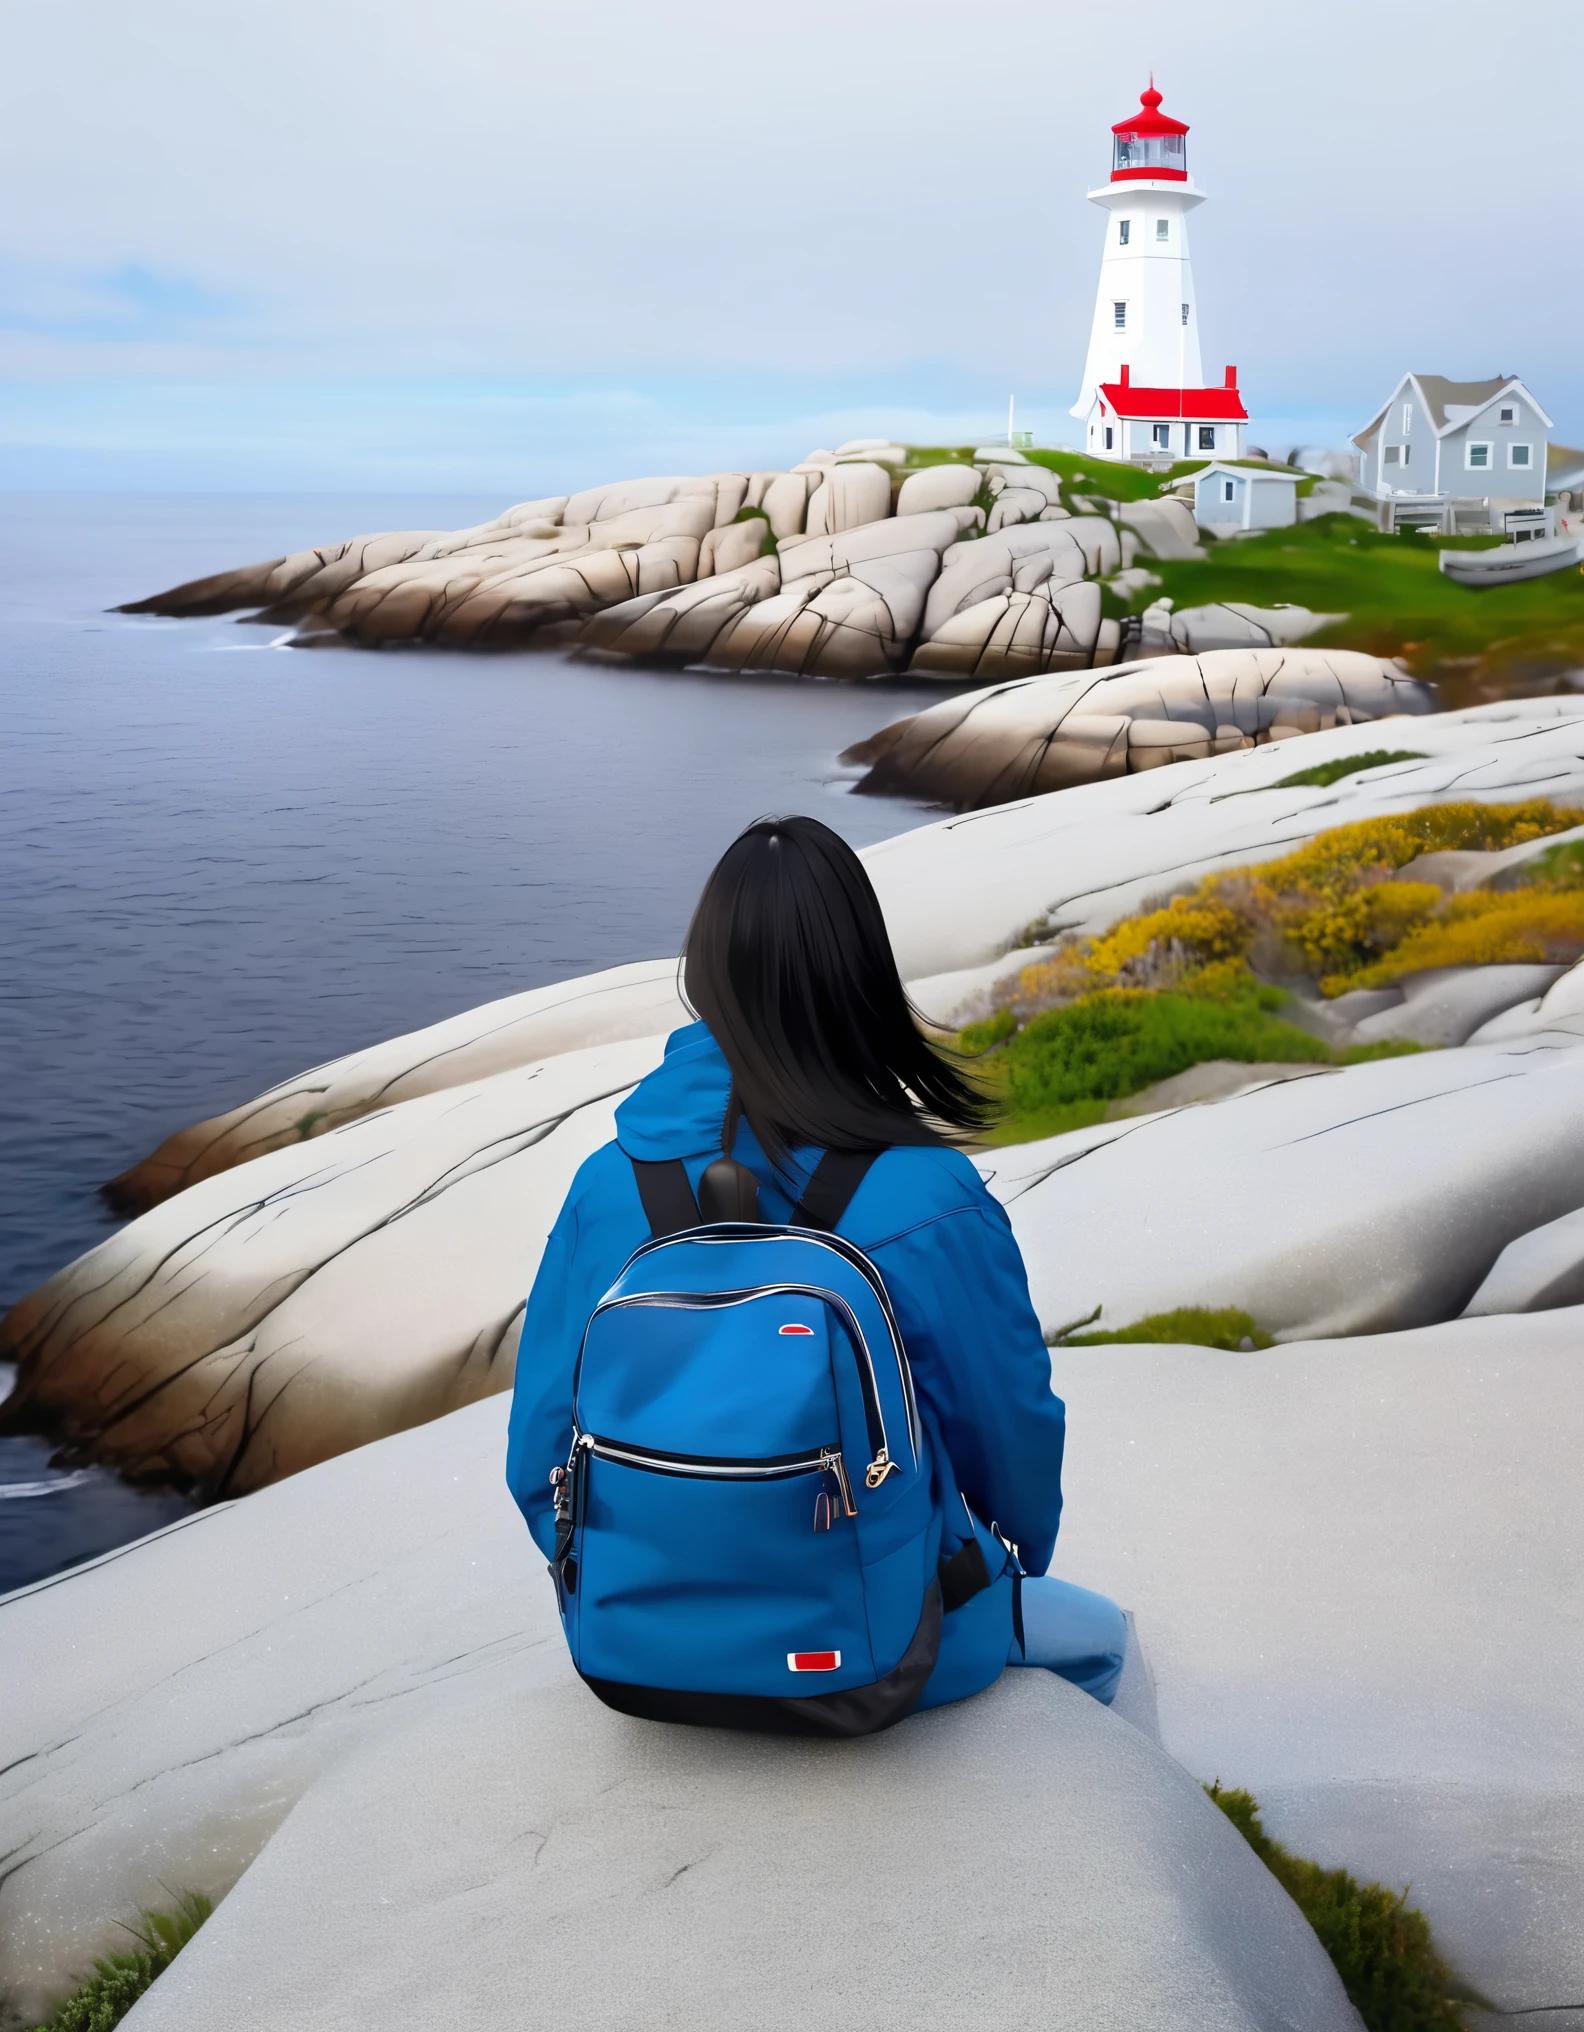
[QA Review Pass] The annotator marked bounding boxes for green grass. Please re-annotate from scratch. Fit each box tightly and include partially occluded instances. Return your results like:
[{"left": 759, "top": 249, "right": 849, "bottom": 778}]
[
  {"left": 1057, "top": 1306, "right": 1273, "bottom": 1350},
  {"left": 1206, "top": 1785, "right": 1472, "bottom": 2031},
  {"left": 1274, "top": 750, "right": 1428, "bottom": 790},
  {"left": 32, "top": 1893, "right": 212, "bottom": 2032},
  {"left": 1124, "top": 512, "right": 1584, "bottom": 694}
]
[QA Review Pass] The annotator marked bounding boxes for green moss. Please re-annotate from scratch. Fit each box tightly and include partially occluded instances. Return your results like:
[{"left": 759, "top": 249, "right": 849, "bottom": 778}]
[
  {"left": 32, "top": 1893, "right": 212, "bottom": 2032},
  {"left": 1000, "top": 988, "right": 1329, "bottom": 1119},
  {"left": 1275, "top": 750, "right": 1427, "bottom": 790},
  {"left": 1206, "top": 1784, "right": 1472, "bottom": 2031},
  {"left": 731, "top": 504, "right": 777, "bottom": 555},
  {"left": 1060, "top": 1306, "right": 1273, "bottom": 1350}
]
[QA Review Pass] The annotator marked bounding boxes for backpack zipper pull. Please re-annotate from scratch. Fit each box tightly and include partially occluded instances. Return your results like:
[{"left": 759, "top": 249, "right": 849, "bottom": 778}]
[
  {"left": 865, "top": 1449, "right": 901, "bottom": 1490},
  {"left": 821, "top": 1447, "right": 857, "bottom": 1517}
]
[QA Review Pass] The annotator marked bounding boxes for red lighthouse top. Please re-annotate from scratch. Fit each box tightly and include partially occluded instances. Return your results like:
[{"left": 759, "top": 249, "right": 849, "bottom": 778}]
[{"left": 1111, "top": 85, "right": 1189, "bottom": 182}]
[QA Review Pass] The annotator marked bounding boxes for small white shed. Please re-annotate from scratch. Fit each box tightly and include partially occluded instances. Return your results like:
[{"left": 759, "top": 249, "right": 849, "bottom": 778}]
[{"left": 1192, "top": 462, "right": 1299, "bottom": 533}]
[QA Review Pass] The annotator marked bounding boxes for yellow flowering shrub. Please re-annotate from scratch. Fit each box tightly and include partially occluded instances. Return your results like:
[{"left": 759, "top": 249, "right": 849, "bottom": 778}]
[
  {"left": 994, "top": 798, "right": 1584, "bottom": 1021},
  {"left": 1339, "top": 889, "right": 1584, "bottom": 991}
]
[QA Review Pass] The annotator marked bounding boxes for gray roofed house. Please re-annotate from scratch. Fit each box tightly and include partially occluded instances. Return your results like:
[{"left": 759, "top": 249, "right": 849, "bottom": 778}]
[{"left": 1353, "top": 373, "right": 1553, "bottom": 534}]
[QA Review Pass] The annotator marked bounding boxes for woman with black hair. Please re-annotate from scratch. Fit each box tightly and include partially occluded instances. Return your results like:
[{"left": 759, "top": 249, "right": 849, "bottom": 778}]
[{"left": 506, "top": 815, "right": 1125, "bottom": 1719}]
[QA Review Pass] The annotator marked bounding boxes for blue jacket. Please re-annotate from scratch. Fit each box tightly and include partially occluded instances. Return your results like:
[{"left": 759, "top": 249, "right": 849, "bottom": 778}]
[{"left": 505, "top": 1021, "right": 1066, "bottom": 1710}]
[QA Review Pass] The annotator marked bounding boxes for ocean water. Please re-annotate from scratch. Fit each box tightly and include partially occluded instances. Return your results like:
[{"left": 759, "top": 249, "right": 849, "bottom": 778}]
[{"left": 0, "top": 492, "right": 949, "bottom": 1592}]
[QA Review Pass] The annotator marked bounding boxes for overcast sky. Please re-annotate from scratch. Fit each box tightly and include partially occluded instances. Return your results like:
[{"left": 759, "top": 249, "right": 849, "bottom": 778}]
[{"left": 2, "top": 0, "right": 1579, "bottom": 491}]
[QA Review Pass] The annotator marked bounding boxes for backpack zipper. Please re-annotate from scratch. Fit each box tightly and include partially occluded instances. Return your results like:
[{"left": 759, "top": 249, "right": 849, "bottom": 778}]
[
  {"left": 585, "top": 1283, "right": 901, "bottom": 1487},
  {"left": 621, "top": 1225, "right": 921, "bottom": 1467},
  {"left": 578, "top": 1430, "right": 850, "bottom": 1493}
]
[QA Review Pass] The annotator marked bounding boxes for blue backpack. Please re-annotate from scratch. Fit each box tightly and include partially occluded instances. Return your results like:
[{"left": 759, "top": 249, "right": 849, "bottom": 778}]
[{"left": 547, "top": 1138, "right": 990, "bottom": 1735}]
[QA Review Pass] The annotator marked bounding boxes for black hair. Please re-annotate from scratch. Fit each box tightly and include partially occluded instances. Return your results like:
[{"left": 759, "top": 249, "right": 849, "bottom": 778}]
[{"left": 681, "top": 814, "right": 990, "bottom": 1168}]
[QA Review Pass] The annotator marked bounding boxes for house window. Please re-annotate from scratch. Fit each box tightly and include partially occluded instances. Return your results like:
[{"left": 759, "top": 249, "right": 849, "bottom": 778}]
[
  {"left": 1223, "top": 479, "right": 1236, "bottom": 503},
  {"left": 1114, "top": 301, "right": 1127, "bottom": 329},
  {"left": 1152, "top": 425, "right": 1170, "bottom": 448},
  {"left": 1509, "top": 443, "right": 1533, "bottom": 468},
  {"left": 1198, "top": 426, "right": 1215, "bottom": 450},
  {"left": 1118, "top": 219, "right": 1131, "bottom": 245},
  {"left": 1181, "top": 302, "right": 1190, "bottom": 324},
  {"left": 1402, "top": 404, "right": 1412, "bottom": 432},
  {"left": 1467, "top": 441, "right": 1492, "bottom": 470},
  {"left": 1499, "top": 406, "right": 1516, "bottom": 424},
  {"left": 1383, "top": 445, "right": 1402, "bottom": 465},
  {"left": 1104, "top": 426, "right": 1115, "bottom": 450},
  {"left": 1156, "top": 218, "right": 1169, "bottom": 241}
]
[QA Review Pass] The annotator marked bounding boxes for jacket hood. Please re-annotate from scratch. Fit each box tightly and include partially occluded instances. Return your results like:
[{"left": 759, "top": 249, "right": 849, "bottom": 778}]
[{"left": 614, "top": 1021, "right": 733, "bottom": 1161}]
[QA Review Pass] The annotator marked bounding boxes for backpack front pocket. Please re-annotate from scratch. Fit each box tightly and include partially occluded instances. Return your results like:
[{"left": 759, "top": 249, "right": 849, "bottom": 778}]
[{"left": 569, "top": 1435, "right": 875, "bottom": 1696}]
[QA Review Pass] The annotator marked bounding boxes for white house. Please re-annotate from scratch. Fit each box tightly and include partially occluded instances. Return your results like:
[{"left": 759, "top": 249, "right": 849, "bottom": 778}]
[
  {"left": 1071, "top": 85, "right": 1247, "bottom": 464},
  {"left": 1353, "top": 374, "right": 1552, "bottom": 533},
  {"left": 1192, "top": 462, "right": 1299, "bottom": 534}
]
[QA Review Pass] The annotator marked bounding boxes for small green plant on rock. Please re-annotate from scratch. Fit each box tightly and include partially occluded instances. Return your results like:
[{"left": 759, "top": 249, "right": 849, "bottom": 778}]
[
  {"left": 1055, "top": 1306, "right": 1273, "bottom": 1350},
  {"left": 1206, "top": 1784, "right": 1472, "bottom": 2031},
  {"left": 32, "top": 1892, "right": 213, "bottom": 2032}
]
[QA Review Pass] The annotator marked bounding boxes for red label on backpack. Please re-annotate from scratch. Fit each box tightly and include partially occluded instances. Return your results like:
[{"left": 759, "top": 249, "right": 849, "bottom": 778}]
[{"left": 787, "top": 1650, "right": 841, "bottom": 1672}]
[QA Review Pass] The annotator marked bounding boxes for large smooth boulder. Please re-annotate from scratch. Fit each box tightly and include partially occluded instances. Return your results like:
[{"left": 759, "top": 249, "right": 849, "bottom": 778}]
[
  {"left": 1461, "top": 1203, "right": 1584, "bottom": 1314},
  {"left": 908, "top": 583, "right": 1104, "bottom": 682},
  {"left": 104, "top": 958, "right": 687, "bottom": 1212},
  {"left": 1, "top": 1038, "right": 664, "bottom": 1496},
  {"left": 862, "top": 698, "right": 1584, "bottom": 976},
  {"left": 847, "top": 649, "right": 1431, "bottom": 807},
  {"left": 919, "top": 525, "right": 1089, "bottom": 638},
  {"left": 1118, "top": 496, "right": 1204, "bottom": 559},
  {"left": 894, "top": 464, "right": 979, "bottom": 515},
  {"left": 578, "top": 556, "right": 782, "bottom": 661},
  {"left": 803, "top": 461, "right": 891, "bottom": 536},
  {"left": 1054, "top": 1308, "right": 1584, "bottom": 2024},
  {"left": 1165, "top": 602, "right": 1348, "bottom": 653},
  {"left": 981, "top": 1039, "right": 1584, "bottom": 1342},
  {"left": 0, "top": 1396, "right": 1361, "bottom": 2032}
]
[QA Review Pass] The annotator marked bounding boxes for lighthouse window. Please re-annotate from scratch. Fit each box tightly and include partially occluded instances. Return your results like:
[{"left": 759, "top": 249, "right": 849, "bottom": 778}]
[
  {"left": 1156, "top": 219, "right": 1169, "bottom": 241},
  {"left": 1118, "top": 219, "right": 1131, "bottom": 245},
  {"left": 1467, "top": 442, "right": 1492, "bottom": 470},
  {"left": 1113, "top": 301, "right": 1127, "bottom": 329},
  {"left": 1181, "top": 303, "right": 1190, "bottom": 325}
]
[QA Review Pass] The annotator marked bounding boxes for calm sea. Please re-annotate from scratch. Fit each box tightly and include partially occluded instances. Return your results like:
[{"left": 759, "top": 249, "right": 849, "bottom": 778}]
[{"left": 0, "top": 492, "right": 948, "bottom": 1592}]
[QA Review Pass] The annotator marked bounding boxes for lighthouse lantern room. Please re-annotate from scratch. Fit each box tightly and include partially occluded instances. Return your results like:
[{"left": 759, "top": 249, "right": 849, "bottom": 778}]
[{"left": 1071, "top": 85, "right": 1247, "bottom": 465}]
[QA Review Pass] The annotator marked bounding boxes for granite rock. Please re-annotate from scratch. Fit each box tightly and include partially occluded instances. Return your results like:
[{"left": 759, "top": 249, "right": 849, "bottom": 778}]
[{"left": 0, "top": 1396, "right": 1361, "bottom": 2032}]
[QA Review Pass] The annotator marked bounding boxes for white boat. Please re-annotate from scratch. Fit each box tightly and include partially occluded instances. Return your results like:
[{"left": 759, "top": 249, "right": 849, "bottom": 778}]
[{"left": 1439, "top": 534, "right": 1581, "bottom": 586}]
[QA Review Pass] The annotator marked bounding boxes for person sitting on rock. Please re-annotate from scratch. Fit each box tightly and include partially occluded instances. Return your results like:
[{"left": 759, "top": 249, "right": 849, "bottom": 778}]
[{"left": 506, "top": 813, "right": 1125, "bottom": 1727}]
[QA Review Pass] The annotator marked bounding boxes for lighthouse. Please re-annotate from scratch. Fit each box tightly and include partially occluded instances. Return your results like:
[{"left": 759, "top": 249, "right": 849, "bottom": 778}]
[{"left": 1071, "top": 85, "right": 1247, "bottom": 464}]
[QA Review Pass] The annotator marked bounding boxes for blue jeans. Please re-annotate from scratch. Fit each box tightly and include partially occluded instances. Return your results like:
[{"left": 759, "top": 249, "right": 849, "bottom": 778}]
[{"left": 1009, "top": 1574, "right": 1127, "bottom": 1705}]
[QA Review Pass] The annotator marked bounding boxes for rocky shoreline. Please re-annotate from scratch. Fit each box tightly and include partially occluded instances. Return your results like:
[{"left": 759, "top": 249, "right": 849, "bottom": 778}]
[{"left": 122, "top": 445, "right": 1353, "bottom": 685}]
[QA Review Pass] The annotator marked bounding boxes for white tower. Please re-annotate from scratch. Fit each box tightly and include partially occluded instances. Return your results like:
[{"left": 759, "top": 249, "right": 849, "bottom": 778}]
[{"left": 1071, "top": 85, "right": 1246, "bottom": 464}]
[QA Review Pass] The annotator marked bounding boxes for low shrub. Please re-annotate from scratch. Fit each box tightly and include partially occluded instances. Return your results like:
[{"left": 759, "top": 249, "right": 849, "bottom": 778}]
[
  {"left": 1000, "top": 988, "right": 1329, "bottom": 1119},
  {"left": 1057, "top": 1306, "right": 1272, "bottom": 1350},
  {"left": 32, "top": 1893, "right": 212, "bottom": 2032},
  {"left": 1206, "top": 1784, "right": 1470, "bottom": 2031}
]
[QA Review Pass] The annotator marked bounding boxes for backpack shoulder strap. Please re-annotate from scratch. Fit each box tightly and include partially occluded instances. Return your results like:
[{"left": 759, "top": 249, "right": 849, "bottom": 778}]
[
  {"left": 630, "top": 1157, "right": 701, "bottom": 1239},
  {"left": 791, "top": 1148, "right": 878, "bottom": 1233}
]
